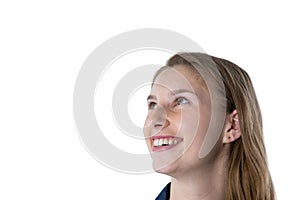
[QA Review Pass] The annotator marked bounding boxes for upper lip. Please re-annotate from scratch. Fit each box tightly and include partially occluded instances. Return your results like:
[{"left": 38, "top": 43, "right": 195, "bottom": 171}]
[
  {"left": 151, "top": 134, "right": 184, "bottom": 141},
  {"left": 151, "top": 135, "right": 176, "bottom": 140}
]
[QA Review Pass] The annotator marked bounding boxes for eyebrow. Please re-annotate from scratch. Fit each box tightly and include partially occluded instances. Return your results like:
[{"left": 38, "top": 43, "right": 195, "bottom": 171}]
[
  {"left": 171, "top": 89, "right": 196, "bottom": 96},
  {"left": 147, "top": 89, "right": 197, "bottom": 101},
  {"left": 147, "top": 94, "right": 157, "bottom": 101}
]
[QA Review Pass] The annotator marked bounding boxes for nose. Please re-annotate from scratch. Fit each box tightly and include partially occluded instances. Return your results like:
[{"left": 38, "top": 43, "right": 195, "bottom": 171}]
[{"left": 148, "top": 106, "right": 170, "bottom": 131}]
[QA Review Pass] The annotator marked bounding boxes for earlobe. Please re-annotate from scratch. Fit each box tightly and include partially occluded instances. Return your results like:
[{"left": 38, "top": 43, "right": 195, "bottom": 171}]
[{"left": 222, "top": 110, "right": 241, "bottom": 144}]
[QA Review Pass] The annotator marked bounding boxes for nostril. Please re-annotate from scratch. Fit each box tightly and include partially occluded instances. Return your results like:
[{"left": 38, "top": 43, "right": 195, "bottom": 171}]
[
  {"left": 154, "top": 124, "right": 163, "bottom": 128},
  {"left": 153, "top": 118, "right": 170, "bottom": 130},
  {"left": 148, "top": 106, "right": 169, "bottom": 129}
]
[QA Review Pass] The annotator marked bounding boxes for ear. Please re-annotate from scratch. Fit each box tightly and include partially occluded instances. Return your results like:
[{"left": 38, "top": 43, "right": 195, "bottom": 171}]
[{"left": 222, "top": 109, "right": 241, "bottom": 144}]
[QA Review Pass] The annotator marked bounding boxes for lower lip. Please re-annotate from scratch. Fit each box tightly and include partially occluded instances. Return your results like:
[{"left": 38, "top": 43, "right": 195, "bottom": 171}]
[{"left": 152, "top": 142, "right": 182, "bottom": 152}]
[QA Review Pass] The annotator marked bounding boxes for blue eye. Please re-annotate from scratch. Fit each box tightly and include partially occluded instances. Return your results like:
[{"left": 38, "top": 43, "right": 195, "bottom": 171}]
[
  {"left": 176, "top": 97, "right": 189, "bottom": 106},
  {"left": 148, "top": 102, "right": 157, "bottom": 110}
]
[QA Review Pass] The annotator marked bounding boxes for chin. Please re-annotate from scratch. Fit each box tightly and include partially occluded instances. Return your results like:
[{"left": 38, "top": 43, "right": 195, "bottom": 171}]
[{"left": 153, "top": 160, "right": 179, "bottom": 176}]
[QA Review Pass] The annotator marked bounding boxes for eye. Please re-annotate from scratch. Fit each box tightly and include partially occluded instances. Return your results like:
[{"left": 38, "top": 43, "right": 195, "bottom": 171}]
[
  {"left": 175, "top": 97, "right": 189, "bottom": 106},
  {"left": 148, "top": 101, "right": 157, "bottom": 110}
]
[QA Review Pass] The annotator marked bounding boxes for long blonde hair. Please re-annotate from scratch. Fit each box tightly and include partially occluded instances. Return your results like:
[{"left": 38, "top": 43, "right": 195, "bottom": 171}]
[{"left": 160, "top": 52, "right": 275, "bottom": 200}]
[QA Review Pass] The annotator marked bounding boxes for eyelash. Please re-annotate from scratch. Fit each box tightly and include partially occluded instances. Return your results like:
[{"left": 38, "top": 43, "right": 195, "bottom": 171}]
[
  {"left": 147, "top": 97, "right": 189, "bottom": 110},
  {"left": 148, "top": 102, "right": 157, "bottom": 110},
  {"left": 175, "top": 96, "right": 189, "bottom": 106}
]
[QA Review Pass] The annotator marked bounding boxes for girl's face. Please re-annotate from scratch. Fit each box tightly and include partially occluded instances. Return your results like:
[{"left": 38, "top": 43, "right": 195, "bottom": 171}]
[{"left": 143, "top": 65, "right": 213, "bottom": 176}]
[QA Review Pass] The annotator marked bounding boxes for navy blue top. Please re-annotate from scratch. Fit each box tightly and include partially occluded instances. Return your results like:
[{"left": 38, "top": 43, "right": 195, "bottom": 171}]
[{"left": 155, "top": 182, "right": 171, "bottom": 200}]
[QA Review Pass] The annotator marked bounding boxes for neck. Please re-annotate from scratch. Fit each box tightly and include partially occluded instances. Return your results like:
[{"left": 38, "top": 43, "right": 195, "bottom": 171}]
[{"left": 169, "top": 154, "right": 228, "bottom": 200}]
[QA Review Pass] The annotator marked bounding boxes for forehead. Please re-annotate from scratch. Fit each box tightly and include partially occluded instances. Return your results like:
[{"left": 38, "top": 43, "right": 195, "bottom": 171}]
[{"left": 152, "top": 65, "right": 204, "bottom": 93}]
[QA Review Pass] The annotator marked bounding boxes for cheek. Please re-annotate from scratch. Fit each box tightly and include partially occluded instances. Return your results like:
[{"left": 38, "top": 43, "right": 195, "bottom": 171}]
[
  {"left": 180, "top": 108, "right": 211, "bottom": 154},
  {"left": 143, "top": 115, "right": 151, "bottom": 137},
  {"left": 179, "top": 110, "right": 200, "bottom": 146}
]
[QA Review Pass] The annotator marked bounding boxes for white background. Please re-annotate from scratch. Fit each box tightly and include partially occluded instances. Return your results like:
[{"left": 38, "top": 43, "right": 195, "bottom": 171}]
[{"left": 1, "top": 1, "right": 299, "bottom": 199}]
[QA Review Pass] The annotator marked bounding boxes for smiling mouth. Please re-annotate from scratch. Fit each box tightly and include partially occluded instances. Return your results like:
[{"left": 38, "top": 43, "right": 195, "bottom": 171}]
[{"left": 151, "top": 136, "right": 183, "bottom": 152}]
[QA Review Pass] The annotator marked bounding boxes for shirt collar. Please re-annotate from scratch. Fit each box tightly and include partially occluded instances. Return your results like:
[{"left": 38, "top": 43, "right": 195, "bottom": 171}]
[{"left": 155, "top": 182, "right": 171, "bottom": 200}]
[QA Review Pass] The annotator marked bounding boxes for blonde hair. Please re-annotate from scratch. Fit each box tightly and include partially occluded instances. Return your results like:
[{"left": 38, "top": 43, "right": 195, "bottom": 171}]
[{"left": 156, "top": 53, "right": 275, "bottom": 200}]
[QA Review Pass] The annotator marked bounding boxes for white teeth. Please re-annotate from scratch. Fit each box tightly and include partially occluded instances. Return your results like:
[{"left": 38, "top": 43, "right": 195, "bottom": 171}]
[
  {"left": 159, "top": 138, "right": 163, "bottom": 146},
  {"left": 153, "top": 138, "right": 180, "bottom": 147},
  {"left": 153, "top": 139, "right": 159, "bottom": 146},
  {"left": 163, "top": 139, "right": 168, "bottom": 145}
]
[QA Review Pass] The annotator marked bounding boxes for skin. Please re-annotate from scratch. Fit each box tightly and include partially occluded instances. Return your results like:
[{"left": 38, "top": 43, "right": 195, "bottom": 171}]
[{"left": 143, "top": 65, "right": 241, "bottom": 200}]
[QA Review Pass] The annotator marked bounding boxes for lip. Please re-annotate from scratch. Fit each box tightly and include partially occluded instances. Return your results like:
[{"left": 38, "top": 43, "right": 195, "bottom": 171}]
[{"left": 150, "top": 135, "right": 183, "bottom": 152}]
